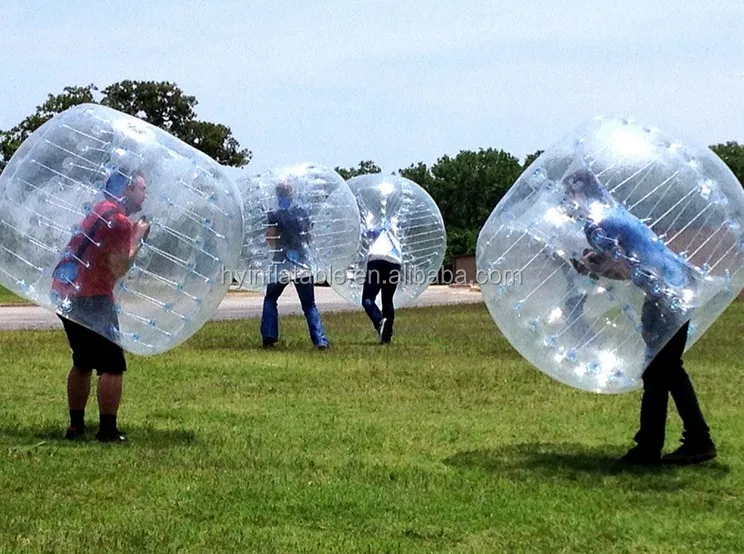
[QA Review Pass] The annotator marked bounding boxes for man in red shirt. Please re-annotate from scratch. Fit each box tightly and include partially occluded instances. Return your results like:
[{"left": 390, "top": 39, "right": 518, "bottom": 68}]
[{"left": 52, "top": 169, "right": 149, "bottom": 442}]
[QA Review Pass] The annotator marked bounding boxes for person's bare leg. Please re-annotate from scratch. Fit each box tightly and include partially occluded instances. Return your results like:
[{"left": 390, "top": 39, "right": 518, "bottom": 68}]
[
  {"left": 67, "top": 366, "right": 92, "bottom": 411},
  {"left": 98, "top": 374, "right": 122, "bottom": 415}
]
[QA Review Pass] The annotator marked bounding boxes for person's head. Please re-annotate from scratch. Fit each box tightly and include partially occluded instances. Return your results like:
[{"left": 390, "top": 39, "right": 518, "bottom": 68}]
[
  {"left": 275, "top": 181, "right": 293, "bottom": 208},
  {"left": 561, "top": 167, "right": 607, "bottom": 206},
  {"left": 105, "top": 169, "right": 147, "bottom": 215}
]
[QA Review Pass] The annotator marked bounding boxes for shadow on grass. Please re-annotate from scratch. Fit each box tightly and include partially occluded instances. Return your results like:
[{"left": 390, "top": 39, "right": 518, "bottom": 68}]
[
  {"left": 0, "top": 423, "right": 197, "bottom": 448},
  {"left": 444, "top": 442, "right": 730, "bottom": 489}
]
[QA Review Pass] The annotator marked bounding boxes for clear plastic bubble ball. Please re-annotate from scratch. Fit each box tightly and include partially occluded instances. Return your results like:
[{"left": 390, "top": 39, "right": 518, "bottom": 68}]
[
  {"left": 236, "top": 163, "right": 360, "bottom": 289},
  {"left": 330, "top": 174, "right": 446, "bottom": 307},
  {"left": 0, "top": 104, "right": 243, "bottom": 355},
  {"left": 477, "top": 115, "right": 744, "bottom": 393}
]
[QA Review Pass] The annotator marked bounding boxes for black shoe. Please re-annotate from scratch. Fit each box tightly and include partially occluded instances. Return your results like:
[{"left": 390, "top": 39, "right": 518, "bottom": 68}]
[
  {"left": 662, "top": 442, "right": 716, "bottom": 465},
  {"left": 315, "top": 342, "right": 330, "bottom": 350},
  {"left": 64, "top": 425, "right": 87, "bottom": 440},
  {"left": 380, "top": 318, "right": 393, "bottom": 344},
  {"left": 263, "top": 338, "right": 277, "bottom": 349},
  {"left": 96, "top": 430, "right": 127, "bottom": 443},
  {"left": 620, "top": 445, "right": 661, "bottom": 466}
]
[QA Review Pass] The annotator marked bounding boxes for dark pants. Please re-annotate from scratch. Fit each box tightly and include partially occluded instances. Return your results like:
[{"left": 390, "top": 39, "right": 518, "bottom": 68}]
[
  {"left": 261, "top": 278, "right": 328, "bottom": 347},
  {"left": 635, "top": 300, "right": 711, "bottom": 451},
  {"left": 361, "top": 260, "right": 401, "bottom": 331},
  {"left": 57, "top": 295, "right": 126, "bottom": 375}
]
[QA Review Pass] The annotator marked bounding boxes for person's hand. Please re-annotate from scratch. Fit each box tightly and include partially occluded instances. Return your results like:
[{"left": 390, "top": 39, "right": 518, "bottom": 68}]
[
  {"left": 126, "top": 219, "right": 151, "bottom": 262},
  {"left": 570, "top": 256, "right": 590, "bottom": 275},
  {"left": 134, "top": 218, "right": 151, "bottom": 244},
  {"left": 571, "top": 259, "right": 600, "bottom": 280},
  {"left": 581, "top": 248, "right": 630, "bottom": 281}
]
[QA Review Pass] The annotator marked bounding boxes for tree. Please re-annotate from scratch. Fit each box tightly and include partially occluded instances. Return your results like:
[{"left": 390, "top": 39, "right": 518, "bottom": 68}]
[
  {"left": 177, "top": 120, "right": 250, "bottom": 168},
  {"left": 522, "top": 149, "right": 544, "bottom": 169},
  {"left": 335, "top": 160, "right": 381, "bottom": 180},
  {"left": 101, "top": 80, "right": 196, "bottom": 135},
  {"left": 0, "top": 80, "right": 251, "bottom": 171},
  {"left": 398, "top": 161, "right": 435, "bottom": 190},
  {"left": 0, "top": 85, "right": 97, "bottom": 170},
  {"left": 710, "top": 142, "right": 744, "bottom": 186},
  {"left": 400, "top": 148, "right": 522, "bottom": 261}
]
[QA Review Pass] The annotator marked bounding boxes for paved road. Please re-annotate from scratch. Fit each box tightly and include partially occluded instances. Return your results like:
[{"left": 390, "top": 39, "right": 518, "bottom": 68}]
[{"left": 0, "top": 286, "right": 483, "bottom": 331}]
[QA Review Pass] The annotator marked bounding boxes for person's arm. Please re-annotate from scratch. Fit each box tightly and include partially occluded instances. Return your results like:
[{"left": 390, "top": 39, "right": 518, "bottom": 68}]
[
  {"left": 265, "top": 210, "right": 280, "bottom": 248},
  {"left": 266, "top": 224, "right": 279, "bottom": 248},
  {"left": 128, "top": 219, "right": 149, "bottom": 259},
  {"left": 578, "top": 211, "right": 640, "bottom": 281},
  {"left": 109, "top": 218, "right": 148, "bottom": 279},
  {"left": 579, "top": 249, "right": 631, "bottom": 281}
]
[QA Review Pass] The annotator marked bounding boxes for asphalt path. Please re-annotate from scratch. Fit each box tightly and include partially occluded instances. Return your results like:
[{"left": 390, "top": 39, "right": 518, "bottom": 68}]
[{"left": 0, "top": 286, "right": 483, "bottom": 331}]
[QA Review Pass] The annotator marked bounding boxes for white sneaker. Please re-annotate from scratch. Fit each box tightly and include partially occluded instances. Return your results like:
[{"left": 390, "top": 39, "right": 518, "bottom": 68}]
[{"left": 378, "top": 318, "right": 387, "bottom": 344}]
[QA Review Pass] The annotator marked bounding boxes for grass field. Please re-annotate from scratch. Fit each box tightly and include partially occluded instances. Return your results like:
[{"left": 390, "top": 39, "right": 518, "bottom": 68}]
[
  {"left": 0, "top": 302, "right": 742, "bottom": 553},
  {"left": 0, "top": 285, "right": 261, "bottom": 305},
  {"left": 0, "top": 285, "right": 24, "bottom": 304}
]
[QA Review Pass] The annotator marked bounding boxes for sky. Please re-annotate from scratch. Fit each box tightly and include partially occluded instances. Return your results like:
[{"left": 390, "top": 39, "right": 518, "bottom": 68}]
[{"left": 1, "top": 0, "right": 743, "bottom": 178}]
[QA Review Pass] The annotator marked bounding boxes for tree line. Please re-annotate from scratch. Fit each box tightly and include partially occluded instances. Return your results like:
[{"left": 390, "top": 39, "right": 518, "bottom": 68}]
[{"left": 2, "top": 81, "right": 743, "bottom": 262}]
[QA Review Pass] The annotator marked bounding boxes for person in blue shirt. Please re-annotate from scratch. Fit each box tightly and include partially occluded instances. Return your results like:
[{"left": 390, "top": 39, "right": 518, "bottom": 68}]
[
  {"left": 361, "top": 222, "right": 403, "bottom": 344},
  {"left": 565, "top": 166, "right": 716, "bottom": 465},
  {"left": 260, "top": 181, "right": 329, "bottom": 349}
]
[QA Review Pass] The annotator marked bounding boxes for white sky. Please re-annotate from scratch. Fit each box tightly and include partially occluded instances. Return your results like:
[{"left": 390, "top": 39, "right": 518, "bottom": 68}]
[{"left": 1, "top": 1, "right": 743, "bottom": 177}]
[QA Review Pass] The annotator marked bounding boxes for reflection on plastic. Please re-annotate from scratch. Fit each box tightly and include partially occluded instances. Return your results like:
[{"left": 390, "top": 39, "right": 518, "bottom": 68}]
[
  {"left": 331, "top": 174, "right": 446, "bottom": 308},
  {"left": 0, "top": 104, "right": 243, "bottom": 355},
  {"left": 477, "top": 116, "right": 744, "bottom": 393},
  {"left": 236, "top": 163, "right": 360, "bottom": 289}
]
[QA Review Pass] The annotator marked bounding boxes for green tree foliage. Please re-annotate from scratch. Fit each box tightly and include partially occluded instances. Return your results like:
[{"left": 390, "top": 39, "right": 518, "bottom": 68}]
[
  {"left": 0, "top": 80, "right": 250, "bottom": 171},
  {"left": 175, "top": 120, "right": 249, "bottom": 168},
  {"left": 101, "top": 80, "right": 196, "bottom": 135},
  {"left": 400, "top": 148, "right": 522, "bottom": 261},
  {"left": 710, "top": 141, "right": 744, "bottom": 185},
  {"left": 335, "top": 160, "right": 382, "bottom": 180},
  {"left": 398, "top": 161, "right": 435, "bottom": 190},
  {"left": 0, "top": 84, "right": 97, "bottom": 169},
  {"left": 522, "top": 149, "right": 544, "bottom": 169}
]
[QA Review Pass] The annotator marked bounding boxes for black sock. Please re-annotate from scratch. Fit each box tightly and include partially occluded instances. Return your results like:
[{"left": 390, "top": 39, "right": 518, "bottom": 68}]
[
  {"left": 70, "top": 409, "right": 85, "bottom": 429},
  {"left": 99, "top": 414, "right": 118, "bottom": 435}
]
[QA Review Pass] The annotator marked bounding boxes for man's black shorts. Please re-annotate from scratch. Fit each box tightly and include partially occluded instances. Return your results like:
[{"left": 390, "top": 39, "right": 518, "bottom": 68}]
[{"left": 58, "top": 296, "right": 126, "bottom": 375}]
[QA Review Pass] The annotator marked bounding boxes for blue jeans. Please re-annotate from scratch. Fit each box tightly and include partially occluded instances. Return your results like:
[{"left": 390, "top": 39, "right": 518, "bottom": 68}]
[{"left": 260, "top": 279, "right": 328, "bottom": 346}]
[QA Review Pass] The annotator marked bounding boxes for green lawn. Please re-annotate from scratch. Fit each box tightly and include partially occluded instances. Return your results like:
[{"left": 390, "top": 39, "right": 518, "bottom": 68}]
[
  {"left": 0, "top": 284, "right": 25, "bottom": 304},
  {"left": 0, "top": 303, "right": 742, "bottom": 553},
  {"left": 0, "top": 285, "right": 257, "bottom": 304}
]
